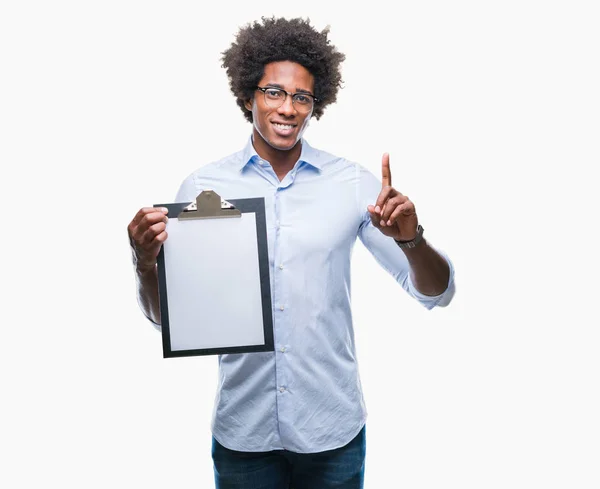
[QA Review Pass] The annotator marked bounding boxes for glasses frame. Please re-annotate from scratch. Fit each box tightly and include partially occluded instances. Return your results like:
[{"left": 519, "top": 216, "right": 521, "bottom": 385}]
[{"left": 256, "top": 86, "right": 319, "bottom": 112}]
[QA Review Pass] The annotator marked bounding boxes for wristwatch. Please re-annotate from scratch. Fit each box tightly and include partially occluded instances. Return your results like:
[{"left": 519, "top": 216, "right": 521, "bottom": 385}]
[{"left": 394, "top": 224, "right": 424, "bottom": 249}]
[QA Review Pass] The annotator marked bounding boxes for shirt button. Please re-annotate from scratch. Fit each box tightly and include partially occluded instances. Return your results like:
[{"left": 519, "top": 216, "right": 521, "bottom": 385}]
[
  {"left": 278, "top": 264, "right": 284, "bottom": 270},
  {"left": 280, "top": 346, "right": 286, "bottom": 353},
  {"left": 279, "top": 305, "right": 285, "bottom": 311},
  {"left": 279, "top": 386, "right": 286, "bottom": 393}
]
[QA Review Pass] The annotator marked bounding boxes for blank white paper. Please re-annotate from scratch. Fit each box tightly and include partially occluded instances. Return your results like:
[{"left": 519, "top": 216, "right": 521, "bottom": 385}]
[{"left": 163, "top": 213, "right": 265, "bottom": 351}]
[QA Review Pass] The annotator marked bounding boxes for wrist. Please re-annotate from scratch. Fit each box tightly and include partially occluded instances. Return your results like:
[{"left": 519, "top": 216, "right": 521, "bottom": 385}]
[
  {"left": 135, "top": 261, "right": 157, "bottom": 276},
  {"left": 394, "top": 224, "right": 424, "bottom": 249}
]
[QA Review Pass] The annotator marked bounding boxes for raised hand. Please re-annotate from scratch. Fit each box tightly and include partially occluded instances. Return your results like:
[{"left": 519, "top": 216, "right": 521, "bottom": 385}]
[{"left": 367, "top": 153, "right": 419, "bottom": 242}]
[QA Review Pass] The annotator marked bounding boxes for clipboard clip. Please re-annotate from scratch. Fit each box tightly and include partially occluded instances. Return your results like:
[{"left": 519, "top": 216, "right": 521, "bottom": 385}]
[{"left": 178, "top": 190, "right": 241, "bottom": 220}]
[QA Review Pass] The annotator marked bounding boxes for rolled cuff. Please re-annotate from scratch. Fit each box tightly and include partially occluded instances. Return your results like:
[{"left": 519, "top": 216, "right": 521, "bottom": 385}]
[{"left": 406, "top": 250, "right": 456, "bottom": 310}]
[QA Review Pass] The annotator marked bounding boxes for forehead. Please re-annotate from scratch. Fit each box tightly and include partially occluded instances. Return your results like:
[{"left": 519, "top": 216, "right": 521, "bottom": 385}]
[{"left": 259, "top": 61, "right": 315, "bottom": 92}]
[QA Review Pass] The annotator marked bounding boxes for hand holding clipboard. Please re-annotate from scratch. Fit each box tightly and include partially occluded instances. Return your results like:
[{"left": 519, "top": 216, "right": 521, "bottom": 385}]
[{"left": 128, "top": 191, "right": 274, "bottom": 358}]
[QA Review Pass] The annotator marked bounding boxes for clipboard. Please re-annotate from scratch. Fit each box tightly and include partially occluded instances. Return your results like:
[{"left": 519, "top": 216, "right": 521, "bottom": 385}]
[{"left": 155, "top": 190, "right": 274, "bottom": 358}]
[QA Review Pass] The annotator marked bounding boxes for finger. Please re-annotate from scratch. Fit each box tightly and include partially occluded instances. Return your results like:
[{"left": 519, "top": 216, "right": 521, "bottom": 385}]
[
  {"left": 134, "top": 228, "right": 169, "bottom": 269},
  {"left": 147, "top": 230, "right": 169, "bottom": 257},
  {"left": 130, "top": 207, "right": 168, "bottom": 227},
  {"left": 374, "top": 185, "right": 396, "bottom": 212},
  {"left": 130, "top": 210, "right": 169, "bottom": 242},
  {"left": 381, "top": 195, "right": 408, "bottom": 223},
  {"left": 387, "top": 200, "right": 416, "bottom": 225},
  {"left": 139, "top": 221, "right": 168, "bottom": 247},
  {"left": 128, "top": 208, "right": 169, "bottom": 241},
  {"left": 377, "top": 188, "right": 400, "bottom": 224},
  {"left": 130, "top": 219, "right": 168, "bottom": 264},
  {"left": 367, "top": 206, "right": 382, "bottom": 229},
  {"left": 381, "top": 153, "right": 392, "bottom": 188}
]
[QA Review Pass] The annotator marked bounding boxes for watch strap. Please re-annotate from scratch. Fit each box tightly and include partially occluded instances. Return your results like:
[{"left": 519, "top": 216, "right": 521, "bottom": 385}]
[{"left": 394, "top": 224, "right": 424, "bottom": 249}]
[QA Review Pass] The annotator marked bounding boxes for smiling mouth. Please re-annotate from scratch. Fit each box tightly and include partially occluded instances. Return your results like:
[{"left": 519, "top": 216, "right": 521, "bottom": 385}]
[{"left": 272, "top": 122, "right": 296, "bottom": 135}]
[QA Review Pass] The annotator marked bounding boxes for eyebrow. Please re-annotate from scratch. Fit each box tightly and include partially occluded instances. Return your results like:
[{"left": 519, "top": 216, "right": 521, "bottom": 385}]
[{"left": 264, "top": 83, "right": 314, "bottom": 96}]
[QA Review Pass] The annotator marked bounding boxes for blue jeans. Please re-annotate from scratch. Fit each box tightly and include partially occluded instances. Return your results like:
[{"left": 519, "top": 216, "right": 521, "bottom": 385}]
[{"left": 212, "top": 426, "right": 366, "bottom": 489}]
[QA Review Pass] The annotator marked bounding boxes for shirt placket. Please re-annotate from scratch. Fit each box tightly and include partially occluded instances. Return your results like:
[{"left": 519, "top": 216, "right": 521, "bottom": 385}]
[
  {"left": 251, "top": 159, "right": 294, "bottom": 444},
  {"left": 272, "top": 169, "right": 298, "bottom": 444}
]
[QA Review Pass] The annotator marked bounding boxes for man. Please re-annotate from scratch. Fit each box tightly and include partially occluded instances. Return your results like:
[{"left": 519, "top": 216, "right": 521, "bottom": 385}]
[{"left": 128, "top": 16, "right": 455, "bottom": 489}]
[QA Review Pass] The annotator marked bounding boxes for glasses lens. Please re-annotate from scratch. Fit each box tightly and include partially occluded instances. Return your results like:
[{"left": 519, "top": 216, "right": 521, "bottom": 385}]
[
  {"left": 264, "top": 88, "right": 285, "bottom": 108},
  {"left": 292, "top": 94, "right": 314, "bottom": 113}
]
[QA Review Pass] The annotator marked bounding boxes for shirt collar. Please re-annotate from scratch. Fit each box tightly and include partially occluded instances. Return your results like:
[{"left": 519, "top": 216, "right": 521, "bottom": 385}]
[{"left": 237, "top": 135, "right": 326, "bottom": 172}]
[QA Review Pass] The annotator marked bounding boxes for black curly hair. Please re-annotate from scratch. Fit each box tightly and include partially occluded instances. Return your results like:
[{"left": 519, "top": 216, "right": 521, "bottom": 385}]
[{"left": 221, "top": 16, "right": 345, "bottom": 123}]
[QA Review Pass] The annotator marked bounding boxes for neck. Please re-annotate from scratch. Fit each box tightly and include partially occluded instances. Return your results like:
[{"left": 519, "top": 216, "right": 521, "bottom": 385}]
[{"left": 251, "top": 130, "right": 302, "bottom": 180}]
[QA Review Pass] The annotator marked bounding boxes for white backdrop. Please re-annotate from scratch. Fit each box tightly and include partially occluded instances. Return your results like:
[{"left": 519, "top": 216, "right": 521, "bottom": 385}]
[{"left": 1, "top": 1, "right": 599, "bottom": 488}]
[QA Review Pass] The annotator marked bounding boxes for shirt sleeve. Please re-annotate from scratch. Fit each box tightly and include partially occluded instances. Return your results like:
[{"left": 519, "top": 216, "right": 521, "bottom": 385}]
[
  {"left": 175, "top": 172, "right": 200, "bottom": 202},
  {"left": 356, "top": 164, "right": 456, "bottom": 310}
]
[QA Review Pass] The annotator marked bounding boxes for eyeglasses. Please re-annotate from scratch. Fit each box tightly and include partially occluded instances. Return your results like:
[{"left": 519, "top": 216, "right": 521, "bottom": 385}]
[{"left": 256, "top": 86, "right": 318, "bottom": 113}]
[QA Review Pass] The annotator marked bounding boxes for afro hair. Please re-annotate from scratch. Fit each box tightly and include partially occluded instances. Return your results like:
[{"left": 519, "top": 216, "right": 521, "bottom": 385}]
[{"left": 221, "top": 16, "right": 345, "bottom": 123}]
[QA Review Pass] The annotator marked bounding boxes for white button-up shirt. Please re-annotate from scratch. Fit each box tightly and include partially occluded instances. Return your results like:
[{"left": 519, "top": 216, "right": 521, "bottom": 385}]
[{"left": 174, "top": 137, "right": 455, "bottom": 453}]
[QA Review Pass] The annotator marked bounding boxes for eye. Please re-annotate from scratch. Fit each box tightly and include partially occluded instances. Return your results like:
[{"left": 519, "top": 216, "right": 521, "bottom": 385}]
[
  {"left": 265, "top": 88, "right": 284, "bottom": 99},
  {"left": 293, "top": 94, "right": 312, "bottom": 105}
]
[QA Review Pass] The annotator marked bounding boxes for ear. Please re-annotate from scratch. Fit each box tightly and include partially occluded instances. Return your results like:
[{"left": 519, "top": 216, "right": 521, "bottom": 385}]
[{"left": 244, "top": 98, "right": 254, "bottom": 112}]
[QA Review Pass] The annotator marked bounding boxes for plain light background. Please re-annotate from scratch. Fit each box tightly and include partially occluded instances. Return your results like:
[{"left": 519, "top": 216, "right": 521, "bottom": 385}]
[{"left": 1, "top": 1, "right": 598, "bottom": 487}]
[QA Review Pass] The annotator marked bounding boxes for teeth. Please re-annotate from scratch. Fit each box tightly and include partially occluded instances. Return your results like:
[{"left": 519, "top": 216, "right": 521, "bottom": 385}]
[{"left": 274, "top": 123, "right": 294, "bottom": 129}]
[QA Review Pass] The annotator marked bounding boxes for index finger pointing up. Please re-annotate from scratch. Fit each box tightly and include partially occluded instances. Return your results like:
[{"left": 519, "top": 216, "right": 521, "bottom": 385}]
[{"left": 381, "top": 152, "right": 392, "bottom": 188}]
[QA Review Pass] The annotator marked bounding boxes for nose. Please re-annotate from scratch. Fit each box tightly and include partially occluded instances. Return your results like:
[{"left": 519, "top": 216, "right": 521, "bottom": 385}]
[{"left": 277, "top": 95, "right": 296, "bottom": 116}]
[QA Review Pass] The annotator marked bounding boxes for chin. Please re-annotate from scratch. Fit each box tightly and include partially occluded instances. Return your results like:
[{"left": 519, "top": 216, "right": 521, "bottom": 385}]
[
  {"left": 264, "top": 132, "right": 301, "bottom": 151},
  {"left": 269, "top": 139, "right": 298, "bottom": 151}
]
